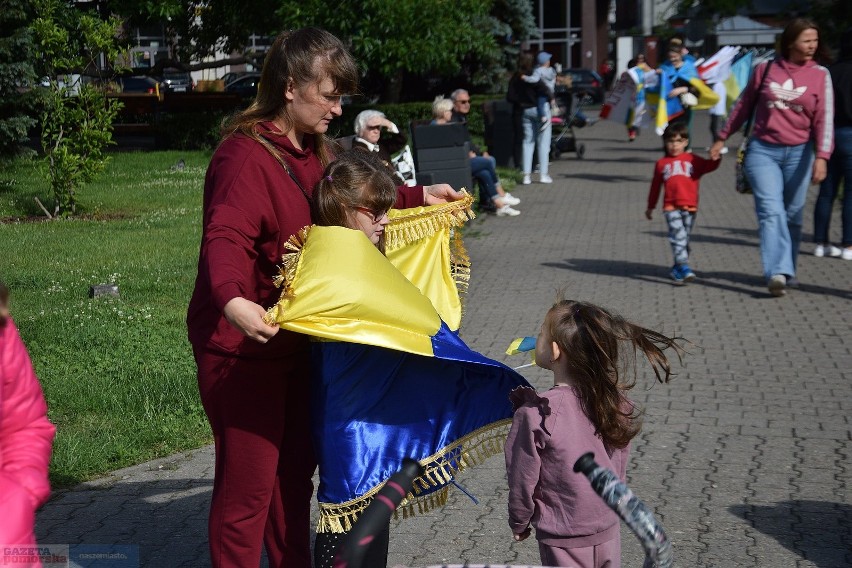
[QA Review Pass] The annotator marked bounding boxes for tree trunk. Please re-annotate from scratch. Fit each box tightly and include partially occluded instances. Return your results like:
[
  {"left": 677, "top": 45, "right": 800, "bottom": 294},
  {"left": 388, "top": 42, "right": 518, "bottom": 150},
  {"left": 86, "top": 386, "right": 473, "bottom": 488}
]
[{"left": 381, "top": 69, "right": 404, "bottom": 104}]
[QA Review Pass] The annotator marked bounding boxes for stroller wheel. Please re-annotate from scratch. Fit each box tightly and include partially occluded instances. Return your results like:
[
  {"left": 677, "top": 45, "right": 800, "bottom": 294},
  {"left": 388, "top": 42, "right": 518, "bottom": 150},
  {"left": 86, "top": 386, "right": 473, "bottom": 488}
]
[
  {"left": 551, "top": 148, "right": 561, "bottom": 160},
  {"left": 576, "top": 144, "right": 586, "bottom": 159}
]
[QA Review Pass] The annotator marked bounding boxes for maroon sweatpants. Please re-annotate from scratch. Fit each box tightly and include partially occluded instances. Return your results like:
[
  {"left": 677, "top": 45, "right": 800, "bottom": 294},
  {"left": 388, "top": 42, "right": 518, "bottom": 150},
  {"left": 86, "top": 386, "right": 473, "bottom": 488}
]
[
  {"left": 195, "top": 348, "right": 315, "bottom": 568},
  {"left": 538, "top": 535, "right": 621, "bottom": 568}
]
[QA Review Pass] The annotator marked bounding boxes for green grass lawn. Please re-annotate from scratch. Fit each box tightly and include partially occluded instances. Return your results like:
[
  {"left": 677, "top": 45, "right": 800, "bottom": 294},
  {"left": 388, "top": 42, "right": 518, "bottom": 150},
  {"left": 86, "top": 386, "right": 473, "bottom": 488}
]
[
  {"left": 0, "top": 144, "right": 520, "bottom": 488},
  {"left": 0, "top": 150, "right": 213, "bottom": 487}
]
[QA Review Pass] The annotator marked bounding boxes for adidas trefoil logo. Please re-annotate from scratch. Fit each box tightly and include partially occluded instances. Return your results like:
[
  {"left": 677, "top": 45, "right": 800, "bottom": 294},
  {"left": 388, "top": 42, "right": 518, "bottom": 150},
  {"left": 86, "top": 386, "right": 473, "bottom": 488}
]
[{"left": 768, "top": 79, "right": 806, "bottom": 111}]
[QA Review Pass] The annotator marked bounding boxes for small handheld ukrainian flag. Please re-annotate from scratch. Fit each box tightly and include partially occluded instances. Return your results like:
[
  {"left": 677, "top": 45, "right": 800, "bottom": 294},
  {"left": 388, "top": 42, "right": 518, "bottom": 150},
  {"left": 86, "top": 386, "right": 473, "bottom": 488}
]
[
  {"left": 506, "top": 335, "right": 538, "bottom": 369},
  {"left": 506, "top": 336, "right": 536, "bottom": 355}
]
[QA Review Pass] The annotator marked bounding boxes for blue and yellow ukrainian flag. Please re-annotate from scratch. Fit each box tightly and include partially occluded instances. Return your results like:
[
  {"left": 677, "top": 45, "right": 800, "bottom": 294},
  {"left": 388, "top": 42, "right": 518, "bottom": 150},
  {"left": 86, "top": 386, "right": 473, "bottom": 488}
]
[
  {"left": 725, "top": 52, "right": 754, "bottom": 112},
  {"left": 648, "top": 70, "right": 685, "bottom": 135},
  {"left": 265, "top": 196, "right": 531, "bottom": 533},
  {"left": 648, "top": 58, "right": 719, "bottom": 135}
]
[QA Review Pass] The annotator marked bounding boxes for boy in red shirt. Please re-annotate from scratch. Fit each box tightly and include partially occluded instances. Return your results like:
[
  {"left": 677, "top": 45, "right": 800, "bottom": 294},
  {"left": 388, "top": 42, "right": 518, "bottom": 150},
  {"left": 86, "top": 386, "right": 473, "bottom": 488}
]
[{"left": 646, "top": 122, "right": 721, "bottom": 283}]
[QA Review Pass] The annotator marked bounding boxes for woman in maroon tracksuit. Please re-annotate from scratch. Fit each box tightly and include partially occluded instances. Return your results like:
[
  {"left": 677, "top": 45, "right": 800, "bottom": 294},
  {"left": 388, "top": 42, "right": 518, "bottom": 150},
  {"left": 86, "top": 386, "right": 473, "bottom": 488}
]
[{"left": 187, "top": 27, "right": 459, "bottom": 568}]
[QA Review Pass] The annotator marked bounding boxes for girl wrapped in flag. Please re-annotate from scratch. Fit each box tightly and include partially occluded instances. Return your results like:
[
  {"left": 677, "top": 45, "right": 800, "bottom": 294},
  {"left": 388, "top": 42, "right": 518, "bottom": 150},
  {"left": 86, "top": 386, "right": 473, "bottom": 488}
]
[
  {"left": 647, "top": 38, "right": 719, "bottom": 138},
  {"left": 264, "top": 151, "right": 531, "bottom": 568}
]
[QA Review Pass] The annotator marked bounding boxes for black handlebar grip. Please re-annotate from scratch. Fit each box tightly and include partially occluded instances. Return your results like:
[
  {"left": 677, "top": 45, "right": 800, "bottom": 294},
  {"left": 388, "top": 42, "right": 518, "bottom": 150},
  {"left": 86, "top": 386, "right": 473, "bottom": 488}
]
[
  {"left": 333, "top": 458, "right": 426, "bottom": 568},
  {"left": 573, "top": 451, "right": 597, "bottom": 475}
]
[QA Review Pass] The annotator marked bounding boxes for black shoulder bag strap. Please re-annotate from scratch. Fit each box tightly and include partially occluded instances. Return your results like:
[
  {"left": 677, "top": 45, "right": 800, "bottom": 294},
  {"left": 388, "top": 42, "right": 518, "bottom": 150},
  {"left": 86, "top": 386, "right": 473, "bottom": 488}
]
[
  {"left": 258, "top": 133, "right": 313, "bottom": 206},
  {"left": 743, "top": 59, "right": 774, "bottom": 137}
]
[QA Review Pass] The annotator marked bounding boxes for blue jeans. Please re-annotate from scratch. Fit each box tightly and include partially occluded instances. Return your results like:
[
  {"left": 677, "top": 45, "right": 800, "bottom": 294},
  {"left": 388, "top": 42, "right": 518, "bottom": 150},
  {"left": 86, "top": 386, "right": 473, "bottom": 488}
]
[
  {"left": 813, "top": 126, "right": 852, "bottom": 247},
  {"left": 744, "top": 138, "right": 814, "bottom": 279},
  {"left": 536, "top": 96, "right": 548, "bottom": 122},
  {"left": 521, "top": 106, "right": 551, "bottom": 176},
  {"left": 470, "top": 155, "right": 499, "bottom": 203}
]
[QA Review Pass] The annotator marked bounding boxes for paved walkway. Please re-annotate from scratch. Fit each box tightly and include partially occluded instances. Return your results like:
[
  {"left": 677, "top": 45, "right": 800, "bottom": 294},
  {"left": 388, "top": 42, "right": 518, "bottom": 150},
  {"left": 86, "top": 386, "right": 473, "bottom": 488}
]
[{"left": 36, "top": 114, "right": 852, "bottom": 567}]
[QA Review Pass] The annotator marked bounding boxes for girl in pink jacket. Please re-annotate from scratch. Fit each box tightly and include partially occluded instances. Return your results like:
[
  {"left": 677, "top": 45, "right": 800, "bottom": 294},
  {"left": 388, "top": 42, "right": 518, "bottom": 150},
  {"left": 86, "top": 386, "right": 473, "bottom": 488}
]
[
  {"left": 505, "top": 296, "right": 684, "bottom": 568},
  {"left": 0, "top": 282, "right": 55, "bottom": 567}
]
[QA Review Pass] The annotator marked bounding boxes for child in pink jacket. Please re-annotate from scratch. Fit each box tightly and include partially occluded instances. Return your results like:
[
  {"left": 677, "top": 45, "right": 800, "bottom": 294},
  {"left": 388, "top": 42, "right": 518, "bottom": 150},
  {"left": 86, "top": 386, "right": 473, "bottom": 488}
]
[
  {"left": 505, "top": 296, "right": 684, "bottom": 568},
  {"left": 0, "top": 281, "right": 55, "bottom": 567}
]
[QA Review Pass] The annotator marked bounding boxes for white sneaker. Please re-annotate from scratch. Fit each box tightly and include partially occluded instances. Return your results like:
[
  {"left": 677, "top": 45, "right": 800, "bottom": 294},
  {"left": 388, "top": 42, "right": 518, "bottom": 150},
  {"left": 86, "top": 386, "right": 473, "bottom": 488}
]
[
  {"left": 842, "top": 247, "right": 852, "bottom": 260},
  {"left": 720, "top": 146, "right": 729, "bottom": 155},
  {"left": 522, "top": 174, "right": 531, "bottom": 185},
  {"left": 815, "top": 244, "right": 842, "bottom": 257},
  {"left": 502, "top": 192, "right": 521, "bottom": 206},
  {"left": 496, "top": 204, "right": 520, "bottom": 217},
  {"left": 768, "top": 274, "right": 787, "bottom": 297},
  {"left": 539, "top": 174, "right": 553, "bottom": 184}
]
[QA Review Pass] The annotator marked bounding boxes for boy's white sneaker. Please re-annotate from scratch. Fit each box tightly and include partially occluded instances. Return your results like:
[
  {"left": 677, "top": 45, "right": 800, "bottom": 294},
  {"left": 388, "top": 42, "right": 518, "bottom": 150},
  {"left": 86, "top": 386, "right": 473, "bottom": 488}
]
[
  {"left": 539, "top": 174, "right": 553, "bottom": 184},
  {"left": 522, "top": 174, "right": 532, "bottom": 185},
  {"left": 496, "top": 204, "right": 520, "bottom": 217},
  {"left": 502, "top": 192, "right": 521, "bottom": 206},
  {"left": 843, "top": 247, "right": 852, "bottom": 260}
]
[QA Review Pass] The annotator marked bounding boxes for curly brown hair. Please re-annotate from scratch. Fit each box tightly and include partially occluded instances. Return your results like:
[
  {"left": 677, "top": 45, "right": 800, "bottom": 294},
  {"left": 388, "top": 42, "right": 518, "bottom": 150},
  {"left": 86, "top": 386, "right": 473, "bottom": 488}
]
[{"left": 545, "top": 295, "right": 686, "bottom": 449}]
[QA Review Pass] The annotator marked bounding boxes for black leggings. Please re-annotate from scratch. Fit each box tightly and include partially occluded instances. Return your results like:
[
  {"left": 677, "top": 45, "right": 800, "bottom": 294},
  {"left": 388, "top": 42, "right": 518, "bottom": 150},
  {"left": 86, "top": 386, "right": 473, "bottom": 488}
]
[{"left": 314, "top": 523, "right": 391, "bottom": 568}]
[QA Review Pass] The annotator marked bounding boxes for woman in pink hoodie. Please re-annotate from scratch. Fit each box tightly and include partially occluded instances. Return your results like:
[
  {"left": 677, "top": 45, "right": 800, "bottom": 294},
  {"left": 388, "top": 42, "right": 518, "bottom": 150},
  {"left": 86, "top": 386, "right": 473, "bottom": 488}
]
[
  {"left": 710, "top": 19, "right": 834, "bottom": 297},
  {"left": 0, "top": 281, "right": 55, "bottom": 567}
]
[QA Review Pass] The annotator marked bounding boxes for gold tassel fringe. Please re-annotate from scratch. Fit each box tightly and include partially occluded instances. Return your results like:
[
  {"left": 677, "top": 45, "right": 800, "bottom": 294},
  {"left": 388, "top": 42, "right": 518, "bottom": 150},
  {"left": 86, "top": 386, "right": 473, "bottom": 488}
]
[
  {"left": 264, "top": 225, "right": 310, "bottom": 324},
  {"left": 384, "top": 190, "right": 475, "bottom": 252},
  {"left": 315, "top": 418, "right": 512, "bottom": 533},
  {"left": 385, "top": 190, "right": 474, "bottom": 310},
  {"left": 450, "top": 228, "right": 471, "bottom": 317}
]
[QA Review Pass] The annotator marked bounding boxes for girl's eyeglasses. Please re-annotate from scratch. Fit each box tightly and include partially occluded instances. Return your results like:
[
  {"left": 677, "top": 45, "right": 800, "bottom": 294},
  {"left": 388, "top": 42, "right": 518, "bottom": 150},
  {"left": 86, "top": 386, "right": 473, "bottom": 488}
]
[{"left": 352, "top": 206, "right": 390, "bottom": 224}]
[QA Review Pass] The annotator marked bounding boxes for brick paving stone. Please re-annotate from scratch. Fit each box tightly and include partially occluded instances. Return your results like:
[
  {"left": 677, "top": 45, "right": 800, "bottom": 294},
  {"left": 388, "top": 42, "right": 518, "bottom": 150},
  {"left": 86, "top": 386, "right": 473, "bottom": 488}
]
[{"left": 34, "top": 113, "right": 852, "bottom": 567}]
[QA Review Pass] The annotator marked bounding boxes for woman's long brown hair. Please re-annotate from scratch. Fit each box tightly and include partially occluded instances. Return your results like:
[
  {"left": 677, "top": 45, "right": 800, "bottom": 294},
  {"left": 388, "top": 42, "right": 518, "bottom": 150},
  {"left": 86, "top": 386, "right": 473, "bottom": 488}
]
[{"left": 221, "top": 27, "right": 358, "bottom": 169}]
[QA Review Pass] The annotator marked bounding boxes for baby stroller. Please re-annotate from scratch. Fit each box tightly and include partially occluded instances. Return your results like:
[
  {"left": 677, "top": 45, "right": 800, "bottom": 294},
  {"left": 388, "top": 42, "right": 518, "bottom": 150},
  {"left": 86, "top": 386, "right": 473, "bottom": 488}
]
[{"left": 550, "top": 92, "right": 592, "bottom": 160}]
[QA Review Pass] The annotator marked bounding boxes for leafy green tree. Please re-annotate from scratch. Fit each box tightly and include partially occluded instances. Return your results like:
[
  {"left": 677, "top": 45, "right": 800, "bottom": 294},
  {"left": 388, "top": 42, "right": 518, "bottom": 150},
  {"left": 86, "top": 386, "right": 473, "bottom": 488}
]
[
  {"left": 672, "top": 0, "right": 750, "bottom": 20},
  {"left": 469, "top": 0, "right": 538, "bottom": 92},
  {"left": 105, "top": 0, "right": 281, "bottom": 68},
  {"left": 0, "top": 0, "right": 37, "bottom": 161},
  {"left": 30, "top": 0, "right": 125, "bottom": 215},
  {"left": 274, "top": 0, "right": 497, "bottom": 102},
  {"left": 672, "top": 0, "right": 852, "bottom": 60},
  {"left": 808, "top": 0, "right": 852, "bottom": 57},
  {"left": 101, "top": 0, "right": 538, "bottom": 99}
]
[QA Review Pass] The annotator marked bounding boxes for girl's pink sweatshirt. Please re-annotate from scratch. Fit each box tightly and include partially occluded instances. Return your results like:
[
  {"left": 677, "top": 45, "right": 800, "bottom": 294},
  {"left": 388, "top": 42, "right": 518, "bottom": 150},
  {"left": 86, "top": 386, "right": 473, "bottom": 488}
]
[{"left": 0, "top": 319, "right": 55, "bottom": 564}]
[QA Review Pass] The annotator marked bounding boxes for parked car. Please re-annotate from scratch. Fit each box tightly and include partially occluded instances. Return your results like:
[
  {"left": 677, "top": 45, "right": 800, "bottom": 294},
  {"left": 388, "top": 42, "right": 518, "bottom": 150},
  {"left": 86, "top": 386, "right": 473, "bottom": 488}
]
[
  {"left": 555, "top": 68, "right": 606, "bottom": 104},
  {"left": 224, "top": 73, "right": 261, "bottom": 100},
  {"left": 219, "top": 71, "right": 253, "bottom": 86},
  {"left": 118, "top": 76, "right": 162, "bottom": 95},
  {"left": 158, "top": 68, "right": 194, "bottom": 92}
]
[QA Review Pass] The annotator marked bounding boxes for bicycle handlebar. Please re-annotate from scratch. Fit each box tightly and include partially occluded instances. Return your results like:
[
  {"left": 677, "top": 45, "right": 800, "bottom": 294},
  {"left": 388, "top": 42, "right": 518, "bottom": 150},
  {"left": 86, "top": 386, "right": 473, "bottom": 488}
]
[
  {"left": 333, "top": 458, "right": 426, "bottom": 568},
  {"left": 574, "top": 452, "right": 673, "bottom": 568}
]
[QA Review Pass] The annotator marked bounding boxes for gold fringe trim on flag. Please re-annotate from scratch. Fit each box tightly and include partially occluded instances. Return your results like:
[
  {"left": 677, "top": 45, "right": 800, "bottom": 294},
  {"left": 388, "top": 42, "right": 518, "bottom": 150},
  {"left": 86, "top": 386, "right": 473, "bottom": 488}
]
[
  {"left": 450, "top": 228, "right": 471, "bottom": 317},
  {"left": 384, "top": 190, "right": 475, "bottom": 252},
  {"left": 314, "top": 418, "right": 512, "bottom": 534},
  {"left": 264, "top": 225, "right": 310, "bottom": 325},
  {"left": 385, "top": 190, "right": 474, "bottom": 308}
]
